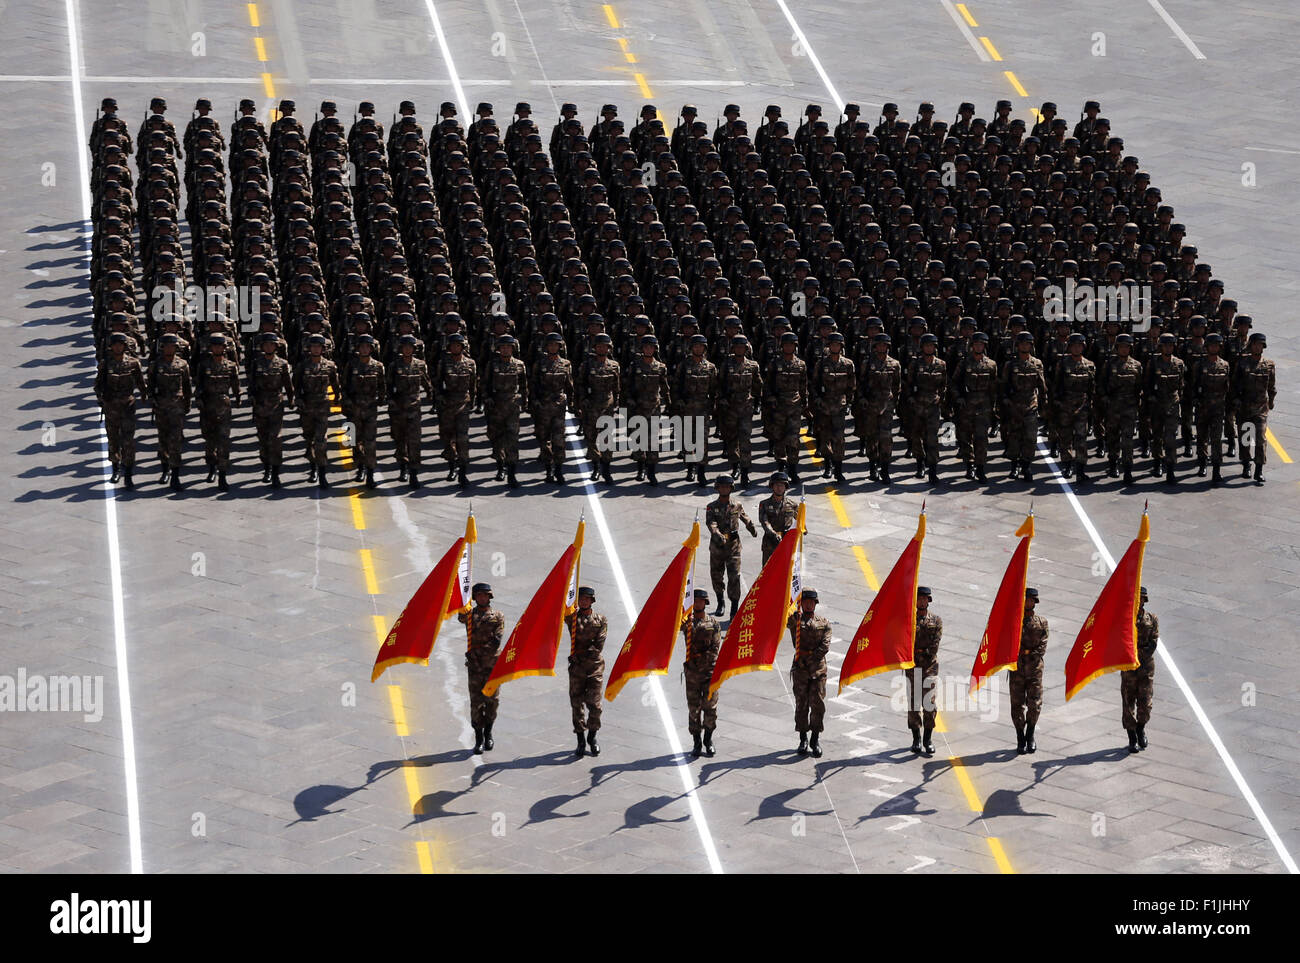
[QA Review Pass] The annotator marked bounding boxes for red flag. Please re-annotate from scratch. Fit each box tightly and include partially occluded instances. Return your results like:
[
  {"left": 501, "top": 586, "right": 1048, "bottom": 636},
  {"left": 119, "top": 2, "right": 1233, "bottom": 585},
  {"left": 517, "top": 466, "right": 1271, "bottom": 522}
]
[
  {"left": 970, "top": 513, "right": 1034, "bottom": 692},
  {"left": 839, "top": 509, "right": 926, "bottom": 693},
  {"left": 708, "top": 502, "right": 806, "bottom": 698},
  {"left": 482, "top": 519, "right": 584, "bottom": 696},
  {"left": 1065, "top": 511, "right": 1149, "bottom": 700},
  {"left": 371, "top": 513, "right": 477, "bottom": 682},
  {"left": 605, "top": 522, "right": 701, "bottom": 701}
]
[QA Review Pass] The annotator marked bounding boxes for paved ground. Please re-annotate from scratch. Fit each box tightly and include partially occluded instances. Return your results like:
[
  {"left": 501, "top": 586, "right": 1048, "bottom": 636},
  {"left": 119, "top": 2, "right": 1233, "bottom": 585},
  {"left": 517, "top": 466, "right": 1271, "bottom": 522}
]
[{"left": 1, "top": 0, "right": 1297, "bottom": 874}]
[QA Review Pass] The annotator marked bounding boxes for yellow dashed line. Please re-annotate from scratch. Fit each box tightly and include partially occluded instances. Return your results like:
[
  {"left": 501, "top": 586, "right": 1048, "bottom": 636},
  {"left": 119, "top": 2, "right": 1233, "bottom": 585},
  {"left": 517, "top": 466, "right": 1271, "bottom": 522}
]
[
  {"left": 825, "top": 489, "right": 851, "bottom": 528},
  {"left": 415, "top": 840, "right": 436, "bottom": 873},
  {"left": 955, "top": 2, "right": 977, "bottom": 26},
  {"left": 617, "top": 37, "right": 637, "bottom": 63},
  {"left": 246, "top": 2, "right": 259, "bottom": 27},
  {"left": 933, "top": 712, "right": 948, "bottom": 734},
  {"left": 261, "top": 72, "right": 275, "bottom": 98},
  {"left": 372, "top": 614, "right": 388, "bottom": 645},
  {"left": 851, "top": 545, "right": 881, "bottom": 592},
  {"left": 349, "top": 493, "right": 366, "bottom": 531},
  {"left": 987, "top": 837, "right": 1014, "bottom": 873},
  {"left": 633, "top": 72, "right": 653, "bottom": 98},
  {"left": 1266, "top": 428, "right": 1293, "bottom": 463},
  {"left": 254, "top": 36, "right": 268, "bottom": 61},
  {"left": 979, "top": 36, "right": 1002, "bottom": 61},
  {"left": 603, "top": 3, "right": 620, "bottom": 28},
  {"left": 949, "top": 757, "right": 984, "bottom": 812},
  {"left": 1004, "top": 70, "right": 1028, "bottom": 97},
  {"left": 389, "top": 686, "right": 411, "bottom": 736},
  {"left": 359, "top": 549, "right": 380, "bottom": 595}
]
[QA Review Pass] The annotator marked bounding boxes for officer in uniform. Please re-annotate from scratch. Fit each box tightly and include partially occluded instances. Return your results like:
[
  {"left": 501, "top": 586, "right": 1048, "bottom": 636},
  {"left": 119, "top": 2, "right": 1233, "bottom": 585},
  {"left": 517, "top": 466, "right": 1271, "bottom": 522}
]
[
  {"left": 681, "top": 589, "right": 722, "bottom": 758},
  {"left": 765, "top": 331, "right": 808, "bottom": 482},
  {"left": 788, "top": 589, "right": 832, "bottom": 757},
  {"left": 194, "top": 332, "right": 241, "bottom": 491},
  {"left": 1054, "top": 333, "right": 1097, "bottom": 483},
  {"left": 1121, "top": 586, "right": 1158, "bottom": 753},
  {"left": 675, "top": 333, "right": 718, "bottom": 484},
  {"left": 565, "top": 586, "right": 608, "bottom": 757},
  {"left": 1146, "top": 332, "right": 1186, "bottom": 484},
  {"left": 532, "top": 331, "right": 573, "bottom": 484},
  {"left": 96, "top": 331, "right": 147, "bottom": 487},
  {"left": 342, "top": 334, "right": 385, "bottom": 489},
  {"left": 811, "top": 332, "right": 856, "bottom": 483},
  {"left": 706, "top": 474, "right": 758, "bottom": 617},
  {"left": 951, "top": 331, "right": 997, "bottom": 480},
  {"left": 576, "top": 332, "right": 621, "bottom": 484},
  {"left": 625, "top": 334, "right": 671, "bottom": 486},
  {"left": 435, "top": 333, "right": 476, "bottom": 487},
  {"left": 1194, "top": 333, "right": 1231, "bottom": 484},
  {"left": 481, "top": 335, "right": 528, "bottom": 488},
  {"left": 459, "top": 582, "right": 505, "bottom": 754},
  {"left": 148, "top": 332, "right": 191, "bottom": 491},
  {"left": 1002, "top": 332, "right": 1048, "bottom": 482},
  {"left": 1101, "top": 334, "right": 1143, "bottom": 485},
  {"left": 858, "top": 333, "right": 901, "bottom": 483},
  {"left": 717, "top": 335, "right": 762, "bottom": 487},
  {"left": 294, "top": 333, "right": 341, "bottom": 489},
  {"left": 249, "top": 331, "right": 294, "bottom": 488},
  {"left": 1010, "top": 587, "right": 1049, "bottom": 754},
  {"left": 1232, "top": 331, "right": 1276, "bottom": 484},
  {"left": 389, "top": 333, "right": 433, "bottom": 488},
  {"left": 905, "top": 333, "right": 947, "bottom": 484},
  {"left": 908, "top": 586, "right": 942, "bottom": 756},
  {"left": 758, "top": 471, "right": 799, "bottom": 566}
]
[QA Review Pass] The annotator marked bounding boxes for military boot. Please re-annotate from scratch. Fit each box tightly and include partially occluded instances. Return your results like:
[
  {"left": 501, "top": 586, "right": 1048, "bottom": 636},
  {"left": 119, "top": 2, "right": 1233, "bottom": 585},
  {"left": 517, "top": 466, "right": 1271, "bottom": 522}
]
[
  {"left": 914, "top": 458, "right": 924, "bottom": 479},
  {"left": 1024, "top": 721, "right": 1037, "bottom": 753},
  {"left": 318, "top": 469, "right": 329, "bottom": 489},
  {"left": 646, "top": 466, "right": 658, "bottom": 486},
  {"left": 261, "top": 466, "right": 271, "bottom": 483},
  {"left": 695, "top": 458, "right": 708, "bottom": 486},
  {"left": 445, "top": 464, "right": 457, "bottom": 482},
  {"left": 171, "top": 467, "right": 183, "bottom": 492},
  {"left": 122, "top": 469, "right": 134, "bottom": 490},
  {"left": 635, "top": 462, "right": 644, "bottom": 481},
  {"left": 110, "top": 464, "right": 122, "bottom": 484},
  {"left": 879, "top": 462, "right": 892, "bottom": 484},
  {"left": 160, "top": 466, "right": 170, "bottom": 486},
  {"left": 1021, "top": 459, "right": 1033, "bottom": 482},
  {"left": 483, "top": 727, "right": 494, "bottom": 751},
  {"left": 809, "top": 732, "right": 822, "bottom": 758},
  {"left": 1255, "top": 463, "right": 1265, "bottom": 484},
  {"left": 729, "top": 598, "right": 738, "bottom": 619},
  {"left": 796, "top": 732, "right": 808, "bottom": 756},
  {"left": 473, "top": 726, "right": 484, "bottom": 755},
  {"left": 691, "top": 732, "right": 703, "bottom": 758},
  {"left": 1136, "top": 726, "right": 1148, "bottom": 750},
  {"left": 821, "top": 458, "right": 832, "bottom": 479},
  {"left": 365, "top": 468, "right": 376, "bottom": 489},
  {"left": 506, "top": 465, "right": 519, "bottom": 488},
  {"left": 1107, "top": 457, "right": 1118, "bottom": 478},
  {"left": 868, "top": 459, "right": 878, "bottom": 481},
  {"left": 909, "top": 726, "right": 922, "bottom": 754},
  {"left": 207, "top": 465, "right": 217, "bottom": 483},
  {"left": 712, "top": 599, "right": 725, "bottom": 616},
  {"left": 740, "top": 469, "right": 750, "bottom": 488},
  {"left": 398, "top": 460, "right": 407, "bottom": 482},
  {"left": 354, "top": 464, "right": 365, "bottom": 482},
  {"left": 1226, "top": 436, "right": 1236, "bottom": 456},
  {"left": 409, "top": 470, "right": 420, "bottom": 489},
  {"left": 1123, "top": 465, "right": 1135, "bottom": 486},
  {"left": 457, "top": 465, "right": 469, "bottom": 488},
  {"left": 964, "top": 461, "right": 974, "bottom": 480},
  {"left": 586, "top": 731, "right": 600, "bottom": 756},
  {"left": 975, "top": 465, "right": 987, "bottom": 482},
  {"left": 575, "top": 733, "right": 585, "bottom": 757},
  {"left": 495, "top": 459, "right": 505, "bottom": 481},
  {"left": 928, "top": 465, "right": 940, "bottom": 486},
  {"left": 703, "top": 728, "right": 715, "bottom": 757},
  {"left": 1075, "top": 466, "right": 1088, "bottom": 486},
  {"left": 1241, "top": 458, "right": 1251, "bottom": 478},
  {"left": 544, "top": 464, "right": 554, "bottom": 483},
  {"left": 921, "top": 725, "right": 935, "bottom": 756},
  {"left": 307, "top": 464, "right": 316, "bottom": 482},
  {"left": 833, "top": 461, "right": 846, "bottom": 484},
  {"left": 1127, "top": 729, "right": 1139, "bottom": 754},
  {"left": 1211, "top": 464, "right": 1223, "bottom": 486},
  {"left": 1165, "top": 464, "right": 1176, "bottom": 485},
  {"left": 589, "top": 465, "right": 600, "bottom": 482},
  {"left": 601, "top": 462, "right": 614, "bottom": 485},
  {"left": 1151, "top": 457, "right": 1163, "bottom": 477},
  {"left": 218, "top": 471, "right": 229, "bottom": 492},
  {"left": 1197, "top": 455, "right": 1207, "bottom": 477},
  {"left": 554, "top": 463, "right": 566, "bottom": 485},
  {"left": 787, "top": 456, "right": 800, "bottom": 483},
  {"left": 1015, "top": 724, "right": 1026, "bottom": 754}
]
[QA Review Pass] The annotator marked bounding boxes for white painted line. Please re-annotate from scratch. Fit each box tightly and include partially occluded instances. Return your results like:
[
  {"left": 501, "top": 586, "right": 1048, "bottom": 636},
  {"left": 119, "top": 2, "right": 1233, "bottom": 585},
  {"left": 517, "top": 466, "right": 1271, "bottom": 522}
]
[
  {"left": 1037, "top": 442, "right": 1297, "bottom": 874},
  {"left": 772, "top": 0, "right": 845, "bottom": 112},
  {"left": 420, "top": 0, "right": 471, "bottom": 120},
  {"left": 939, "top": 0, "right": 992, "bottom": 62},
  {"left": 510, "top": 0, "right": 561, "bottom": 117},
  {"left": 530, "top": 79, "right": 749, "bottom": 86},
  {"left": 1245, "top": 146, "right": 1300, "bottom": 155},
  {"left": 308, "top": 78, "right": 512, "bottom": 86},
  {"left": 65, "top": 0, "right": 143, "bottom": 875},
  {"left": 1147, "top": 0, "right": 1207, "bottom": 60},
  {"left": 563, "top": 421, "right": 724, "bottom": 873}
]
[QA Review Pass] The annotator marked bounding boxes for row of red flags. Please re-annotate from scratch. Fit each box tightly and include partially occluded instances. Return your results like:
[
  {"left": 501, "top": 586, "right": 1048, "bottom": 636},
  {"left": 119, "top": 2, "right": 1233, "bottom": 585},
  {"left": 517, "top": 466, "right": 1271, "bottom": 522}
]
[{"left": 371, "top": 504, "right": 1150, "bottom": 704}]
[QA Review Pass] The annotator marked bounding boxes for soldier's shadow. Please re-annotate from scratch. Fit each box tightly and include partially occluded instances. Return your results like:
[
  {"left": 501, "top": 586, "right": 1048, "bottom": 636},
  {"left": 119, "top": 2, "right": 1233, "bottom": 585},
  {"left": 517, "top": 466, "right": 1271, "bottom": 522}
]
[
  {"left": 469, "top": 749, "right": 579, "bottom": 788},
  {"left": 748, "top": 786, "right": 834, "bottom": 823},
  {"left": 587, "top": 753, "right": 684, "bottom": 789},
  {"left": 812, "top": 749, "right": 947, "bottom": 825},
  {"left": 698, "top": 748, "right": 804, "bottom": 786},
  {"left": 289, "top": 757, "right": 404, "bottom": 825},
  {"left": 408, "top": 788, "right": 478, "bottom": 826}
]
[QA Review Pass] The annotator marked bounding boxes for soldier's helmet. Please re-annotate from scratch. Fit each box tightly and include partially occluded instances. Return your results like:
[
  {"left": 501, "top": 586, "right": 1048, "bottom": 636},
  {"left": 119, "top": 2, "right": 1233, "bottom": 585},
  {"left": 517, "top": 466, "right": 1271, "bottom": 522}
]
[
  {"left": 1158, "top": 333, "right": 1177, "bottom": 345},
  {"left": 801, "top": 589, "right": 819, "bottom": 602},
  {"left": 308, "top": 333, "right": 327, "bottom": 346},
  {"left": 827, "top": 332, "right": 845, "bottom": 343},
  {"left": 1116, "top": 334, "right": 1134, "bottom": 345},
  {"left": 917, "top": 586, "right": 932, "bottom": 598},
  {"left": 593, "top": 333, "right": 613, "bottom": 345},
  {"left": 1139, "top": 586, "right": 1149, "bottom": 601},
  {"left": 578, "top": 586, "right": 596, "bottom": 600},
  {"left": 780, "top": 332, "right": 799, "bottom": 344},
  {"left": 545, "top": 332, "right": 564, "bottom": 343},
  {"left": 770, "top": 471, "right": 789, "bottom": 485},
  {"left": 209, "top": 333, "right": 227, "bottom": 345},
  {"left": 972, "top": 332, "right": 989, "bottom": 343},
  {"left": 108, "top": 332, "right": 128, "bottom": 346},
  {"left": 694, "top": 589, "right": 710, "bottom": 601},
  {"left": 398, "top": 334, "right": 418, "bottom": 346},
  {"left": 641, "top": 335, "right": 658, "bottom": 346},
  {"left": 258, "top": 332, "right": 279, "bottom": 345},
  {"left": 690, "top": 334, "right": 708, "bottom": 346},
  {"left": 1025, "top": 587, "right": 1040, "bottom": 600},
  {"left": 920, "top": 333, "right": 939, "bottom": 345},
  {"left": 1068, "top": 333, "right": 1086, "bottom": 345},
  {"left": 447, "top": 333, "right": 466, "bottom": 345},
  {"left": 714, "top": 474, "right": 735, "bottom": 489},
  {"left": 355, "top": 334, "right": 375, "bottom": 346},
  {"left": 1249, "top": 332, "right": 1266, "bottom": 346},
  {"left": 1205, "top": 333, "right": 1223, "bottom": 345},
  {"left": 1016, "top": 332, "right": 1034, "bottom": 343},
  {"left": 496, "top": 335, "right": 517, "bottom": 348},
  {"left": 160, "top": 333, "right": 181, "bottom": 346},
  {"left": 472, "top": 582, "right": 494, "bottom": 598}
]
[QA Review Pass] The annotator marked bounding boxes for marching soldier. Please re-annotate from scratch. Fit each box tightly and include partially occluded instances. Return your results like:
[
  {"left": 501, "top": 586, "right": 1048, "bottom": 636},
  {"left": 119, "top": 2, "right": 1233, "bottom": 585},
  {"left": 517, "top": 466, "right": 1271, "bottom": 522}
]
[
  {"left": 717, "top": 335, "right": 761, "bottom": 487},
  {"left": 625, "top": 334, "right": 671, "bottom": 486},
  {"left": 681, "top": 589, "right": 722, "bottom": 758},
  {"left": 1101, "top": 334, "right": 1143, "bottom": 486},
  {"left": 905, "top": 333, "right": 947, "bottom": 484},
  {"left": 576, "top": 332, "right": 621, "bottom": 485},
  {"left": 482, "top": 335, "right": 528, "bottom": 488},
  {"left": 96, "top": 331, "right": 147, "bottom": 488},
  {"left": 765, "top": 332, "right": 808, "bottom": 482},
  {"left": 788, "top": 589, "right": 831, "bottom": 758},
  {"left": 532, "top": 332, "right": 573, "bottom": 484},
  {"left": 1146, "top": 332, "right": 1186, "bottom": 484},
  {"left": 435, "top": 333, "right": 476, "bottom": 487},
  {"left": 676, "top": 333, "right": 718, "bottom": 484},
  {"left": 565, "top": 586, "right": 608, "bottom": 758},
  {"left": 811, "top": 332, "right": 855, "bottom": 483},
  {"left": 389, "top": 334, "right": 433, "bottom": 488},
  {"left": 1194, "top": 333, "right": 1230, "bottom": 485},
  {"left": 951, "top": 332, "right": 997, "bottom": 481},
  {"left": 908, "top": 586, "right": 942, "bottom": 756},
  {"left": 706, "top": 474, "right": 758, "bottom": 618},
  {"left": 148, "top": 332, "right": 191, "bottom": 491},
  {"left": 1121, "top": 586, "right": 1158, "bottom": 753},
  {"left": 249, "top": 331, "right": 293, "bottom": 488},
  {"left": 758, "top": 471, "right": 799, "bottom": 566},
  {"left": 858, "top": 333, "right": 901, "bottom": 483},
  {"left": 294, "top": 333, "right": 341, "bottom": 489},
  {"left": 1054, "top": 333, "right": 1096, "bottom": 484},
  {"left": 194, "top": 333, "right": 241, "bottom": 491},
  {"left": 342, "top": 334, "right": 385, "bottom": 490},
  {"left": 1232, "top": 331, "right": 1276, "bottom": 484},
  {"left": 1002, "top": 332, "right": 1048, "bottom": 482},
  {"left": 459, "top": 582, "right": 505, "bottom": 755},
  {"left": 1010, "top": 587, "right": 1048, "bottom": 754}
]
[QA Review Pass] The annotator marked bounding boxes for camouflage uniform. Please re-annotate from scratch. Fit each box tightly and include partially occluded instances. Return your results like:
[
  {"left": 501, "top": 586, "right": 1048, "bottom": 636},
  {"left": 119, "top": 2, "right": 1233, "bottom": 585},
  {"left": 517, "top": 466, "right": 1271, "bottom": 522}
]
[
  {"left": 951, "top": 353, "right": 997, "bottom": 469},
  {"left": 1001, "top": 355, "right": 1048, "bottom": 466},
  {"left": 905, "top": 355, "right": 947, "bottom": 467},
  {"left": 1009, "top": 611, "right": 1049, "bottom": 729},
  {"left": 765, "top": 354, "right": 808, "bottom": 467},
  {"left": 625, "top": 355, "right": 671, "bottom": 469},
  {"left": 436, "top": 353, "right": 476, "bottom": 470},
  {"left": 1054, "top": 355, "right": 1096, "bottom": 472},
  {"left": 96, "top": 354, "right": 146, "bottom": 470},
  {"left": 147, "top": 354, "right": 190, "bottom": 469},
  {"left": 565, "top": 607, "right": 608, "bottom": 733},
  {"left": 531, "top": 354, "right": 573, "bottom": 469},
  {"left": 577, "top": 355, "right": 621, "bottom": 470},
  {"left": 389, "top": 355, "right": 433, "bottom": 468},
  {"left": 681, "top": 610, "right": 722, "bottom": 734},
  {"left": 1146, "top": 353, "right": 1186, "bottom": 470},
  {"left": 811, "top": 354, "right": 856, "bottom": 465},
  {"left": 248, "top": 353, "right": 293, "bottom": 469},
  {"left": 342, "top": 355, "right": 385, "bottom": 470},
  {"left": 788, "top": 609, "right": 832, "bottom": 733},
  {"left": 758, "top": 494, "right": 799, "bottom": 566},
  {"left": 459, "top": 604, "right": 505, "bottom": 730},
  {"left": 717, "top": 354, "right": 762, "bottom": 472},
  {"left": 1120, "top": 607, "right": 1158, "bottom": 732},
  {"left": 676, "top": 355, "right": 718, "bottom": 463},
  {"left": 195, "top": 353, "right": 241, "bottom": 470},
  {"left": 907, "top": 610, "right": 942, "bottom": 729},
  {"left": 482, "top": 354, "right": 529, "bottom": 468},
  {"left": 1194, "top": 354, "right": 1230, "bottom": 467},
  {"left": 1233, "top": 354, "right": 1277, "bottom": 468},
  {"left": 706, "top": 497, "right": 757, "bottom": 605},
  {"left": 857, "top": 353, "right": 901, "bottom": 468},
  {"left": 294, "top": 356, "right": 341, "bottom": 470},
  {"left": 1101, "top": 354, "right": 1143, "bottom": 471}
]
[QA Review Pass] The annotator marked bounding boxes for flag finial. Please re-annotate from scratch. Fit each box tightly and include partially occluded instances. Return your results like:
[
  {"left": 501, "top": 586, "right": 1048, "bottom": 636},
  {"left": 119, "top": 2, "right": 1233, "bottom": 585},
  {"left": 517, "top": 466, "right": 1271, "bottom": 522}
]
[
  {"left": 1143, "top": 499, "right": 1149, "bottom": 513},
  {"left": 1029, "top": 498, "right": 1034, "bottom": 517},
  {"left": 921, "top": 498, "right": 927, "bottom": 514}
]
